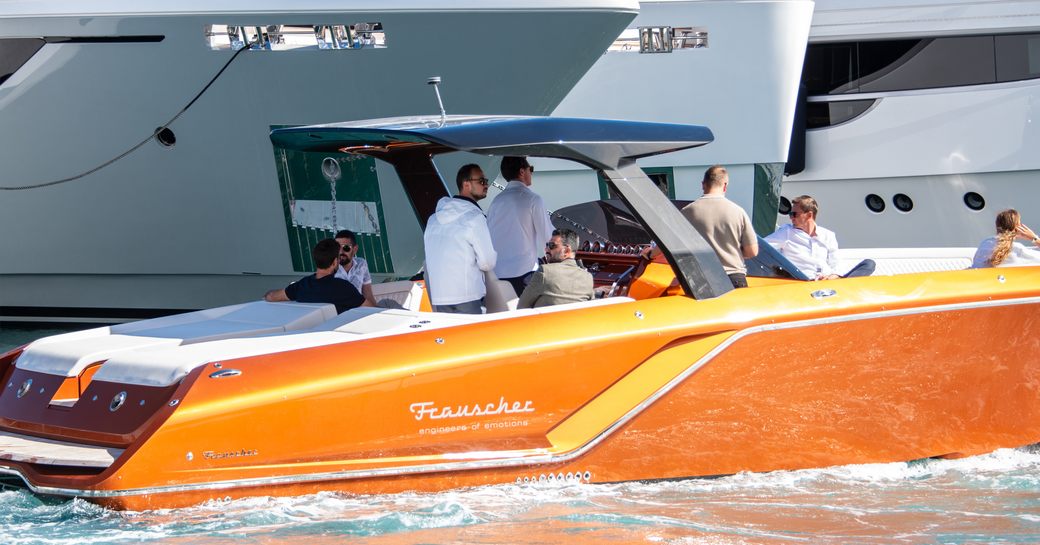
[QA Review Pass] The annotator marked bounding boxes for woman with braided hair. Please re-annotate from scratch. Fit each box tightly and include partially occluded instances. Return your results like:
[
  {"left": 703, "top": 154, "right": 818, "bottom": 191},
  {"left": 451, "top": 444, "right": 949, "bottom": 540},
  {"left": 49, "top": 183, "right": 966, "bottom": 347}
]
[{"left": 971, "top": 209, "right": 1040, "bottom": 268}]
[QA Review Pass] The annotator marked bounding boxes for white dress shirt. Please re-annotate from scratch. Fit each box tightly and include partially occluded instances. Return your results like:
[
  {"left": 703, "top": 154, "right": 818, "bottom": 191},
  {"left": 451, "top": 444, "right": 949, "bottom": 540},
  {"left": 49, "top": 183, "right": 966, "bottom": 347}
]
[
  {"left": 335, "top": 255, "right": 371, "bottom": 293},
  {"left": 764, "top": 223, "right": 839, "bottom": 277},
  {"left": 487, "top": 180, "right": 554, "bottom": 279}
]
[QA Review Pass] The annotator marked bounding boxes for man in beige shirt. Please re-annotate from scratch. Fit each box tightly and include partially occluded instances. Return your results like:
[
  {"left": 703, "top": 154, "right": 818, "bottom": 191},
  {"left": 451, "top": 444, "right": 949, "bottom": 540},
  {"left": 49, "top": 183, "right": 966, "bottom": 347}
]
[{"left": 644, "top": 165, "right": 758, "bottom": 287}]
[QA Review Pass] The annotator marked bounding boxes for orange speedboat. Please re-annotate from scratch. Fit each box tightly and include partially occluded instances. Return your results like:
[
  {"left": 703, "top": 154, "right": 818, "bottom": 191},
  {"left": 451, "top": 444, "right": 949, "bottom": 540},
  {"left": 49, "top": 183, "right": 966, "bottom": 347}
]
[{"left": 1, "top": 116, "right": 1038, "bottom": 510}]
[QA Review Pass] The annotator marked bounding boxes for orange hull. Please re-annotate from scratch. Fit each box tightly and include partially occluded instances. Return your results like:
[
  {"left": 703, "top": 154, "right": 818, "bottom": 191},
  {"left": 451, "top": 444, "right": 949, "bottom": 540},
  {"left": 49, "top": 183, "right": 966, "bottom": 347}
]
[{"left": 1, "top": 266, "right": 1038, "bottom": 509}]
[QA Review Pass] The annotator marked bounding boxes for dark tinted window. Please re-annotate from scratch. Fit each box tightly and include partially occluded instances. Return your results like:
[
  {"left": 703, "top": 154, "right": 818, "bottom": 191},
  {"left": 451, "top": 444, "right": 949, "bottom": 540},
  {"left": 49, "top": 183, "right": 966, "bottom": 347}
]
[
  {"left": 0, "top": 38, "right": 45, "bottom": 86},
  {"left": 858, "top": 36, "right": 995, "bottom": 92},
  {"left": 804, "top": 42, "right": 858, "bottom": 95},
  {"left": 806, "top": 99, "right": 875, "bottom": 128},
  {"left": 804, "top": 36, "right": 1003, "bottom": 95},
  {"left": 996, "top": 33, "right": 1040, "bottom": 82}
]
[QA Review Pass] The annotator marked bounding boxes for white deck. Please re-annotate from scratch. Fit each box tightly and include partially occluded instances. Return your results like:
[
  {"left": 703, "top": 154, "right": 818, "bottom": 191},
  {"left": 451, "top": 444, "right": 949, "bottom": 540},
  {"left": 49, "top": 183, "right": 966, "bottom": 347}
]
[
  {"left": 838, "top": 247, "right": 975, "bottom": 276},
  {"left": 15, "top": 301, "right": 338, "bottom": 379},
  {"left": 94, "top": 296, "right": 635, "bottom": 387},
  {"left": 0, "top": 430, "right": 122, "bottom": 468}
]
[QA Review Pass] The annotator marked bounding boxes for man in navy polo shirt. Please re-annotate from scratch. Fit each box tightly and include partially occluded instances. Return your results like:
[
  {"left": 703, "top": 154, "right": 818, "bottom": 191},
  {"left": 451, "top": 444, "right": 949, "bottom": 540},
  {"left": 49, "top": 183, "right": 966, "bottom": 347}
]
[{"left": 264, "top": 238, "right": 368, "bottom": 313}]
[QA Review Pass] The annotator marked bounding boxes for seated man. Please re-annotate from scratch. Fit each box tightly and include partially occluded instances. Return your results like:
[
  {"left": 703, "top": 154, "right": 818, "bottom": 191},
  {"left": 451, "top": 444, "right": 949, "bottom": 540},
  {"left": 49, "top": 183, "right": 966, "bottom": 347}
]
[
  {"left": 765, "top": 195, "right": 874, "bottom": 280},
  {"left": 517, "top": 229, "right": 594, "bottom": 309},
  {"left": 265, "top": 238, "right": 368, "bottom": 313},
  {"left": 334, "top": 229, "right": 377, "bottom": 306}
]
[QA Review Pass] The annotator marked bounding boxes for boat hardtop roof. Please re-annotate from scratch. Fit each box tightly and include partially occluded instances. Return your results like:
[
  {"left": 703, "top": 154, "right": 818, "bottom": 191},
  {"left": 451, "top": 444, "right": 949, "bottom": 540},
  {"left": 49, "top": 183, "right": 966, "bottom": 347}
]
[
  {"left": 271, "top": 114, "right": 733, "bottom": 299},
  {"left": 270, "top": 115, "right": 714, "bottom": 171}
]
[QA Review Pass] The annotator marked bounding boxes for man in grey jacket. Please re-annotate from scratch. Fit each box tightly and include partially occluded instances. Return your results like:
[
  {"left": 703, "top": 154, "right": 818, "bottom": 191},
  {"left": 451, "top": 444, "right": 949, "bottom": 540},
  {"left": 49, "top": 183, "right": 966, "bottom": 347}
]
[
  {"left": 423, "top": 164, "right": 498, "bottom": 314},
  {"left": 517, "top": 229, "right": 594, "bottom": 309}
]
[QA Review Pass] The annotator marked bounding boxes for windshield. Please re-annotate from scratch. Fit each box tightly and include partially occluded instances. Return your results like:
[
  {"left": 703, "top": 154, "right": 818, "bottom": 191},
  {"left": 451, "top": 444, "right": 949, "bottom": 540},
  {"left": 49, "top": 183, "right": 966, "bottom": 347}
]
[{"left": 552, "top": 200, "right": 808, "bottom": 280}]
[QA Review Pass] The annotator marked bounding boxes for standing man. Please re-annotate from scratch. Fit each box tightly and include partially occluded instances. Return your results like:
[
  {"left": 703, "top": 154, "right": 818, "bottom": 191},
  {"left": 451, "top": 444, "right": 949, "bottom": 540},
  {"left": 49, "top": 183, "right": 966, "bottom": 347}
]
[
  {"left": 680, "top": 165, "right": 758, "bottom": 288},
  {"left": 487, "top": 156, "right": 555, "bottom": 297},
  {"left": 264, "top": 238, "right": 367, "bottom": 313},
  {"left": 765, "top": 195, "right": 875, "bottom": 279},
  {"left": 517, "top": 229, "right": 594, "bottom": 309},
  {"left": 334, "top": 229, "right": 377, "bottom": 307},
  {"left": 423, "top": 164, "right": 497, "bottom": 314}
]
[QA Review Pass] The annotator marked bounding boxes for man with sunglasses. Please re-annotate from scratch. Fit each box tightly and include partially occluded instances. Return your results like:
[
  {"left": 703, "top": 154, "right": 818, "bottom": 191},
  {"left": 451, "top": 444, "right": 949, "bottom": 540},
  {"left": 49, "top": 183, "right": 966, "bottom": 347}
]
[
  {"left": 334, "top": 229, "right": 376, "bottom": 307},
  {"left": 765, "top": 195, "right": 875, "bottom": 279},
  {"left": 487, "top": 156, "right": 555, "bottom": 297},
  {"left": 517, "top": 229, "right": 594, "bottom": 309},
  {"left": 423, "top": 164, "right": 497, "bottom": 314}
]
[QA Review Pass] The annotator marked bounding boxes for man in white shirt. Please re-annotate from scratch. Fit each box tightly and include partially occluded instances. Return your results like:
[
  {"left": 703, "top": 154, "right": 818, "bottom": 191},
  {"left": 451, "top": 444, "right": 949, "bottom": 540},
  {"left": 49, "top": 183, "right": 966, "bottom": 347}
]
[
  {"left": 487, "top": 156, "right": 555, "bottom": 297},
  {"left": 765, "top": 195, "right": 874, "bottom": 280},
  {"left": 334, "top": 229, "right": 376, "bottom": 307},
  {"left": 423, "top": 164, "right": 497, "bottom": 314}
]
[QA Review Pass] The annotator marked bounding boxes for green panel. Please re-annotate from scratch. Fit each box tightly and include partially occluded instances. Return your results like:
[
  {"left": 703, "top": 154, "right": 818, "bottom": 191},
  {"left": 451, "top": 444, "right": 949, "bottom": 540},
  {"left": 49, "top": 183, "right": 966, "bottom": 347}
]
[
  {"left": 273, "top": 139, "right": 395, "bottom": 274},
  {"left": 752, "top": 163, "right": 784, "bottom": 236}
]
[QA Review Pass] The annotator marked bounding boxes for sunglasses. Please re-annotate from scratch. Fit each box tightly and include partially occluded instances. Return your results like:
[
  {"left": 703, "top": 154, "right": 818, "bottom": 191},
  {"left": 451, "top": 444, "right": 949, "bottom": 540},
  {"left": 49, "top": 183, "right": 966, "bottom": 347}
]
[
  {"left": 467, "top": 177, "right": 489, "bottom": 186},
  {"left": 524, "top": 164, "right": 535, "bottom": 173},
  {"left": 546, "top": 241, "right": 563, "bottom": 250},
  {"left": 789, "top": 211, "right": 803, "bottom": 218}
]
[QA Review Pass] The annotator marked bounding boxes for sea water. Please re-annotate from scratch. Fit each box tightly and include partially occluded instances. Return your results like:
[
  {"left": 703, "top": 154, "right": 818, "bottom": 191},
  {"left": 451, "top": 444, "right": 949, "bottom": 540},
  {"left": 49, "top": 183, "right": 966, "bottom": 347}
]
[{"left": 2, "top": 328, "right": 1039, "bottom": 544}]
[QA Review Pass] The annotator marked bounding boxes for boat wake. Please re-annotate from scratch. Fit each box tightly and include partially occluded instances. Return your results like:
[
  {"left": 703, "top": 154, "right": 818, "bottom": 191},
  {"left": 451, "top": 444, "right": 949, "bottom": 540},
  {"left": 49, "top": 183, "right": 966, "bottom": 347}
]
[{"left": 3, "top": 448, "right": 1040, "bottom": 544}]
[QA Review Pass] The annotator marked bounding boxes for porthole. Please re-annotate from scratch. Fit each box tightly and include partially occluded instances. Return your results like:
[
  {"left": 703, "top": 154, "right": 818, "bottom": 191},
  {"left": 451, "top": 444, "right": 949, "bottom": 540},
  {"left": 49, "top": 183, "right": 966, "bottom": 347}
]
[
  {"left": 155, "top": 127, "right": 176, "bottom": 147},
  {"left": 893, "top": 193, "right": 914, "bottom": 212},
  {"left": 865, "top": 194, "right": 885, "bottom": 213},
  {"left": 964, "top": 192, "right": 985, "bottom": 211},
  {"left": 778, "top": 196, "right": 792, "bottom": 216}
]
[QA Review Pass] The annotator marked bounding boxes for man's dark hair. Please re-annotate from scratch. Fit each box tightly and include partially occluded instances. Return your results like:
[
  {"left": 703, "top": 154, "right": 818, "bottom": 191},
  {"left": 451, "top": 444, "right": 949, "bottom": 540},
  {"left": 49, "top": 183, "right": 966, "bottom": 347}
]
[
  {"left": 312, "top": 238, "right": 341, "bottom": 269},
  {"left": 500, "top": 156, "right": 529, "bottom": 181},
  {"left": 334, "top": 229, "right": 357, "bottom": 246},
  {"left": 455, "top": 164, "right": 481, "bottom": 190},
  {"left": 553, "top": 228, "right": 580, "bottom": 251}
]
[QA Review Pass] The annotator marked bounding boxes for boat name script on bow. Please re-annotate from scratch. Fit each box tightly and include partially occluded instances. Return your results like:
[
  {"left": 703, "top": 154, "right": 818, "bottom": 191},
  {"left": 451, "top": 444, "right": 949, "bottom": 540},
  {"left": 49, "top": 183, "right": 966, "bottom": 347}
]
[{"left": 409, "top": 398, "right": 535, "bottom": 421}]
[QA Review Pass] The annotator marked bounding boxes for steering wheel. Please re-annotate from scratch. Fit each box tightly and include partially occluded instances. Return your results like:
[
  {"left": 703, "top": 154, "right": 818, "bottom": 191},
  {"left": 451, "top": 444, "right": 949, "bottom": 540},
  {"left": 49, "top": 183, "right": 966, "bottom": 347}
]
[{"left": 606, "top": 264, "right": 637, "bottom": 297}]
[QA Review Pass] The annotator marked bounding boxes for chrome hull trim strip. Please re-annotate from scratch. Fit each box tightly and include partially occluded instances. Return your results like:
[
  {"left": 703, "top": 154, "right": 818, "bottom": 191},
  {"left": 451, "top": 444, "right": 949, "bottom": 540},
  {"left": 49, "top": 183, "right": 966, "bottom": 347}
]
[{"left": 2, "top": 294, "right": 1037, "bottom": 500}]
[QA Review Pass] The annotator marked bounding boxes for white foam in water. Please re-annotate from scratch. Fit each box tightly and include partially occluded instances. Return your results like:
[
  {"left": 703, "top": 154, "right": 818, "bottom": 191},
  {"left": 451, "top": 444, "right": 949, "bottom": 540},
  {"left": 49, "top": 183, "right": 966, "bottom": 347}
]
[{"left": 5, "top": 448, "right": 1040, "bottom": 544}]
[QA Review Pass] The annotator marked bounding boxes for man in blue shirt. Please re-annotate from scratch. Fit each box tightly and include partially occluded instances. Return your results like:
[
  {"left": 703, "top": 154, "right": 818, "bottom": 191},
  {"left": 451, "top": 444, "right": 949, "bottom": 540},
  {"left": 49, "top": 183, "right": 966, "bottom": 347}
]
[{"left": 265, "top": 238, "right": 367, "bottom": 313}]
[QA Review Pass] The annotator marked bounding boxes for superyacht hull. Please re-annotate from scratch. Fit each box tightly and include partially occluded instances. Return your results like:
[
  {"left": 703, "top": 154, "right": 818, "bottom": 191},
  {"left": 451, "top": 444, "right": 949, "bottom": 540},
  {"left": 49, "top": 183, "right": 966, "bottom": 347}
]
[
  {"left": 0, "top": 0, "right": 637, "bottom": 321},
  {"left": 545, "top": 0, "right": 814, "bottom": 235},
  {"left": 783, "top": 0, "right": 1040, "bottom": 248},
  {"left": 544, "top": 0, "right": 1040, "bottom": 252}
]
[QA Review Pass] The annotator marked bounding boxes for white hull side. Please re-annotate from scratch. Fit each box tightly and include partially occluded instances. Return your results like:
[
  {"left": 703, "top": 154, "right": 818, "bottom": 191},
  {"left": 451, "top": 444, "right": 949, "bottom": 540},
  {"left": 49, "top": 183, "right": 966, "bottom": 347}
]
[
  {"left": 0, "top": 5, "right": 636, "bottom": 318},
  {"left": 784, "top": 0, "right": 1040, "bottom": 248},
  {"left": 547, "top": 0, "right": 814, "bottom": 215}
]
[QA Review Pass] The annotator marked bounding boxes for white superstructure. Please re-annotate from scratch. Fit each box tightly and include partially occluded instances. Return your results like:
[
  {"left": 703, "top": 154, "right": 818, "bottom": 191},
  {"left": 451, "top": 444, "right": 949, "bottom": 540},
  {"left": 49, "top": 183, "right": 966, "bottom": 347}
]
[
  {"left": 0, "top": 0, "right": 638, "bottom": 321},
  {"left": 545, "top": 0, "right": 815, "bottom": 233},
  {"left": 783, "top": 0, "right": 1040, "bottom": 248}
]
